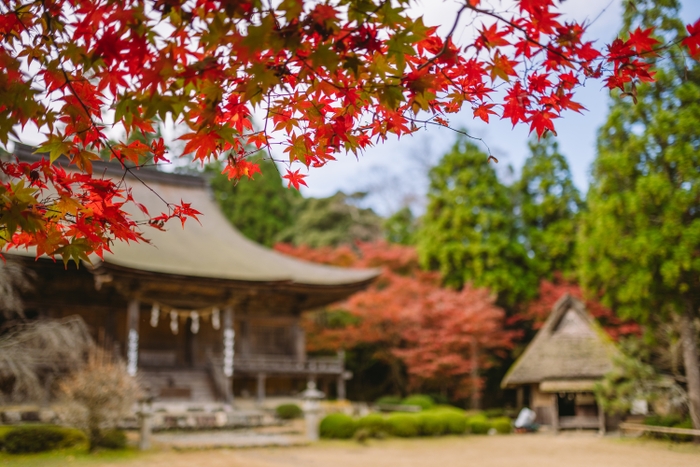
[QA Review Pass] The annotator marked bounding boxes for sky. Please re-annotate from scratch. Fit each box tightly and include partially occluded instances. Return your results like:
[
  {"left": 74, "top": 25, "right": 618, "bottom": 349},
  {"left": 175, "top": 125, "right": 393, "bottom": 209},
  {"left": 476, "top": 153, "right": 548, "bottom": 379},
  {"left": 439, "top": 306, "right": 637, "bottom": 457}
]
[{"left": 295, "top": 0, "right": 700, "bottom": 216}]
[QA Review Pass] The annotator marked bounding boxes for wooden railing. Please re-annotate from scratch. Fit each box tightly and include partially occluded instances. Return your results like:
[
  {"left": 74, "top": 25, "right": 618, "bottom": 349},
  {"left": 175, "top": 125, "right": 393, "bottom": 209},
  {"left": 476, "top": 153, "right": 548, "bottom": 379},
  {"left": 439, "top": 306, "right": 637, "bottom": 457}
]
[
  {"left": 205, "top": 349, "right": 231, "bottom": 402},
  {"left": 209, "top": 354, "right": 344, "bottom": 375},
  {"left": 619, "top": 422, "right": 700, "bottom": 437}
]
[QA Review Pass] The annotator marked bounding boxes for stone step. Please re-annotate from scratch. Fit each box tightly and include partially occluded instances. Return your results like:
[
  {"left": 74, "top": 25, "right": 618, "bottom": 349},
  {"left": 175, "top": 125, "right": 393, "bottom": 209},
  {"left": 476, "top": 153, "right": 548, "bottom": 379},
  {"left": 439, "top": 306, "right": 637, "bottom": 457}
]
[{"left": 139, "top": 369, "right": 217, "bottom": 402}]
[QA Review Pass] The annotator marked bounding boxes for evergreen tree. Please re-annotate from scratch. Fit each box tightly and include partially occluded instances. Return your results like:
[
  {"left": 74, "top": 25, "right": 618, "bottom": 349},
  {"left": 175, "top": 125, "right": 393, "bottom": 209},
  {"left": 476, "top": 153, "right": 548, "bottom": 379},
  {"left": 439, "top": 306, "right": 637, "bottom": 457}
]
[
  {"left": 514, "top": 135, "right": 582, "bottom": 278},
  {"left": 579, "top": 0, "right": 700, "bottom": 429},
  {"left": 208, "top": 160, "right": 298, "bottom": 247},
  {"left": 417, "top": 137, "right": 537, "bottom": 306},
  {"left": 276, "top": 192, "right": 384, "bottom": 248},
  {"left": 384, "top": 207, "right": 418, "bottom": 245}
]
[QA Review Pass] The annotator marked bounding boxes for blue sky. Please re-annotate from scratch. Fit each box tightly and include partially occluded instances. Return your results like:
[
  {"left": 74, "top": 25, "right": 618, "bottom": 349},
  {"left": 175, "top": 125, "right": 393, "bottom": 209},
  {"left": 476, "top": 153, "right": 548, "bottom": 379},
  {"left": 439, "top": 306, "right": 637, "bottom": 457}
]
[{"left": 298, "top": 0, "right": 700, "bottom": 215}]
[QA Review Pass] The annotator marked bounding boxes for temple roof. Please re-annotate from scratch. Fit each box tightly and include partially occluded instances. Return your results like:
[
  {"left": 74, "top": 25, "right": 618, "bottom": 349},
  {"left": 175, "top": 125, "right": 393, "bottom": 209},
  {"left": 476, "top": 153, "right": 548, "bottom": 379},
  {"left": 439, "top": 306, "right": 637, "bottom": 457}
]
[
  {"left": 501, "top": 294, "right": 619, "bottom": 388},
  {"left": 11, "top": 144, "right": 379, "bottom": 289}
]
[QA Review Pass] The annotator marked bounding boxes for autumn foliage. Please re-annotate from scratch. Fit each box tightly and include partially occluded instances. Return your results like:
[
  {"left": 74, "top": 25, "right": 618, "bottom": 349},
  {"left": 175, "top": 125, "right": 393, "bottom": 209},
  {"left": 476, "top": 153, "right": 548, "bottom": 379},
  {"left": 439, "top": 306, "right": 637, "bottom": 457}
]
[
  {"left": 275, "top": 241, "right": 516, "bottom": 399},
  {"left": 524, "top": 273, "right": 641, "bottom": 340},
  {"left": 1, "top": 0, "right": 699, "bottom": 260}
]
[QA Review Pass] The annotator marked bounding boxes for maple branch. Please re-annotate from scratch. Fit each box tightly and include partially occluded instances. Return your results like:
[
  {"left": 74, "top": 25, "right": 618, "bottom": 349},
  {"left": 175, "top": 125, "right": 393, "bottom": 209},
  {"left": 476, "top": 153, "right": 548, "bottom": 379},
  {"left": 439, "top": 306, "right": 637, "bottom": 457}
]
[{"left": 417, "top": 4, "right": 468, "bottom": 71}]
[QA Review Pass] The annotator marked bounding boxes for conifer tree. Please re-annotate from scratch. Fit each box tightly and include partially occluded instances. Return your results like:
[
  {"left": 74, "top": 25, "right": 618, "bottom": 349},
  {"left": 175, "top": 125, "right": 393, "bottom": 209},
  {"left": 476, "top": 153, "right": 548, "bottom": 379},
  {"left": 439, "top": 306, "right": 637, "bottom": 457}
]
[{"left": 579, "top": 0, "right": 700, "bottom": 429}]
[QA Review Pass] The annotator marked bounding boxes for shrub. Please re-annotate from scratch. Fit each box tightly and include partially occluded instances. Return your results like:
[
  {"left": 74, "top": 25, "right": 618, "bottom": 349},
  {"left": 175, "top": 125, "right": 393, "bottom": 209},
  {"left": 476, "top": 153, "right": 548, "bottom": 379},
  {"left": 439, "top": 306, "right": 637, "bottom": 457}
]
[
  {"left": 358, "top": 414, "right": 387, "bottom": 436},
  {"left": 419, "top": 413, "right": 447, "bottom": 436},
  {"left": 276, "top": 403, "right": 303, "bottom": 420},
  {"left": 644, "top": 414, "right": 683, "bottom": 427},
  {"left": 319, "top": 413, "right": 357, "bottom": 439},
  {"left": 484, "top": 408, "right": 505, "bottom": 419},
  {"left": 57, "top": 351, "right": 140, "bottom": 451},
  {"left": 466, "top": 415, "right": 490, "bottom": 435},
  {"left": 3, "top": 425, "right": 87, "bottom": 454},
  {"left": 386, "top": 413, "right": 420, "bottom": 437},
  {"left": 97, "top": 429, "right": 127, "bottom": 449},
  {"left": 490, "top": 417, "right": 512, "bottom": 434},
  {"left": 375, "top": 395, "right": 402, "bottom": 406},
  {"left": 402, "top": 395, "right": 435, "bottom": 411},
  {"left": 441, "top": 412, "right": 468, "bottom": 434}
]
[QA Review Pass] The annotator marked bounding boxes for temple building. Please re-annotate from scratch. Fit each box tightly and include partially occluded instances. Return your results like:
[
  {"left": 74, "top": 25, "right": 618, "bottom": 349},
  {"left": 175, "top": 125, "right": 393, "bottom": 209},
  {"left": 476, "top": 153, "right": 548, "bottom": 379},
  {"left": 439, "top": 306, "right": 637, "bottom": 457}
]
[
  {"left": 501, "top": 294, "right": 620, "bottom": 433},
  {"left": 9, "top": 143, "right": 378, "bottom": 404}
]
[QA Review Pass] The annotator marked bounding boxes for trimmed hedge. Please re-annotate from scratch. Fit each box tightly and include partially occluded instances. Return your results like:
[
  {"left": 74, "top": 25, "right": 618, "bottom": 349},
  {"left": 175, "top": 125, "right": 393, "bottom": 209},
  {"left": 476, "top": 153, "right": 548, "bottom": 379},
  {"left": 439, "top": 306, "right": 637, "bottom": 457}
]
[
  {"left": 276, "top": 403, "right": 303, "bottom": 420},
  {"left": 466, "top": 415, "right": 490, "bottom": 435},
  {"left": 375, "top": 395, "right": 403, "bottom": 406},
  {"left": 97, "top": 429, "right": 127, "bottom": 450},
  {"left": 3, "top": 425, "right": 87, "bottom": 454},
  {"left": 441, "top": 411, "right": 468, "bottom": 434},
  {"left": 419, "top": 413, "right": 447, "bottom": 436},
  {"left": 402, "top": 395, "right": 435, "bottom": 411},
  {"left": 319, "top": 413, "right": 357, "bottom": 439},
  {"left": 358, "top": 414, "right": 387, "bottom": 436},
  {"left": 386, "top": 413, "right": 420, "bottom": 437},
  {"left": 490, "top": 417, "right": 512, "bottom": 434}
]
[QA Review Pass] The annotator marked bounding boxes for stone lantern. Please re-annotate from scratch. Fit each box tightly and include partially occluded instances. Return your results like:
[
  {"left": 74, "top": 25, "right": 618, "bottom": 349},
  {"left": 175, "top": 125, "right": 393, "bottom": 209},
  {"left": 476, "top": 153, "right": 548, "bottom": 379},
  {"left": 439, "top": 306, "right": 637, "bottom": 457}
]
[
  {"left": 301, "top": 381, "right": 325, "bottom": 441},
  {"left": 137, "top": 387, "right": 155, "bottom": 451}
]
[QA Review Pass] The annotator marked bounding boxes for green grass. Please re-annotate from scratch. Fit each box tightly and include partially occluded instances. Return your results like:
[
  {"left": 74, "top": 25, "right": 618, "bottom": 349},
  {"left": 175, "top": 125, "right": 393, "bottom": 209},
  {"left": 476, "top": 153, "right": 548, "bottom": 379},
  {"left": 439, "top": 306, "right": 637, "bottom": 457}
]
[{"left": 0, "top": 446, "right": 142, "bottom": 466}]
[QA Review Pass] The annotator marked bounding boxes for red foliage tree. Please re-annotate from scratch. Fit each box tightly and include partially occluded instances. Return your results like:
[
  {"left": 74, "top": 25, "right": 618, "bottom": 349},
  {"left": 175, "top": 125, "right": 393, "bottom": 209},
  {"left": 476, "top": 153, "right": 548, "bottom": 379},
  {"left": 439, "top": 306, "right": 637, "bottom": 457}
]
[
  {"left": 276, "top": 241, "right": 516, "bottom": 400},
  {"left": 1, "top": 0, "right": 699, "bottom": 261},
  {"left": 524, "top": 273, "right": 641, "bottom": 340}
]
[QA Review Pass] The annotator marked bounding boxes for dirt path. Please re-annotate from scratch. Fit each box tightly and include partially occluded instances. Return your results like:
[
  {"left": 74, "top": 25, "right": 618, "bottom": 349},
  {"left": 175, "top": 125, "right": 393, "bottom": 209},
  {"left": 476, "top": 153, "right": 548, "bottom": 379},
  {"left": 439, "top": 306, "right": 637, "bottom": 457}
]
[{"left": 81, "top": 433, "right": 700, "bottom": 467}]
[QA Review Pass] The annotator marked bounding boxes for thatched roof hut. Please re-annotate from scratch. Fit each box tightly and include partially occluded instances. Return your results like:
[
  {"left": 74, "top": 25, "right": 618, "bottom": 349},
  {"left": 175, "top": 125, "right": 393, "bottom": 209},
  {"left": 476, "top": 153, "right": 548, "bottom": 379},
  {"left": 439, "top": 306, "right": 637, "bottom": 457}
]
[{"left": 502, "top": 294, "right": 619, "bottom": 432}]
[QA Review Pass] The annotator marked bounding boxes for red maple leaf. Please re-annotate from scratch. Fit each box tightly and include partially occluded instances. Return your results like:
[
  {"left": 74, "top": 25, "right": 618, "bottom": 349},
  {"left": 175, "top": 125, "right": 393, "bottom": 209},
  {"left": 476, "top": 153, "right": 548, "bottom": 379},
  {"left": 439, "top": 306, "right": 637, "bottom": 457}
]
[{"left": 283, "top": 169, "right": 308, "bottom": 190}]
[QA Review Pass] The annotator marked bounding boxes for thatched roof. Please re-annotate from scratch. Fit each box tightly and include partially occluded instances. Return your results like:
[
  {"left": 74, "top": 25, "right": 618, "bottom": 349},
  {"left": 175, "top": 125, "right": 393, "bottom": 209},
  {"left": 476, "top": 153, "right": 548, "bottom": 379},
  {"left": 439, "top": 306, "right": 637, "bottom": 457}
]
[{"left": 501, "top": 294, "right": 619, "bottom": 388}]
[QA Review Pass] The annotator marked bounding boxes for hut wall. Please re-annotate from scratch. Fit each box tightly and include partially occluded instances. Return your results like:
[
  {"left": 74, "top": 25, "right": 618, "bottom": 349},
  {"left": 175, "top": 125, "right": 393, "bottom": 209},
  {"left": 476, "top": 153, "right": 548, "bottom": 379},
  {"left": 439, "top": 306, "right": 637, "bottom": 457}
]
[{"left": 530, "top": 384, "right": 555, "bottom": 425}]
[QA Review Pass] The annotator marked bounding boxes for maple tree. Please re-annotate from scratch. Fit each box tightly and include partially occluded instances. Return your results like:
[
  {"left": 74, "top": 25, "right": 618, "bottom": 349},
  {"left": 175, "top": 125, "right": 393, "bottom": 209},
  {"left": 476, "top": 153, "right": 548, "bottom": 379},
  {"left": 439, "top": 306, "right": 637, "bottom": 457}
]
[
  {"left": 1, "top": 0, "right": 700, "bottom": 261},
  {"left": 275, "top": 241, "right": 515, "bottom": 401},
  {"left": 524, "top": 273, "right": 641, "bottom": 341}
]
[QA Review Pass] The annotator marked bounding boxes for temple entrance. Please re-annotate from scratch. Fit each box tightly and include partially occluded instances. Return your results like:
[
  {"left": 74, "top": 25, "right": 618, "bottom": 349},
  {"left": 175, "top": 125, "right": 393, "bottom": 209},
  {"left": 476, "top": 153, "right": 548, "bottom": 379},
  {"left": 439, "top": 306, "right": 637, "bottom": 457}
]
[{"left": 557, "top": 393, "right": 576, "bottom": 417}]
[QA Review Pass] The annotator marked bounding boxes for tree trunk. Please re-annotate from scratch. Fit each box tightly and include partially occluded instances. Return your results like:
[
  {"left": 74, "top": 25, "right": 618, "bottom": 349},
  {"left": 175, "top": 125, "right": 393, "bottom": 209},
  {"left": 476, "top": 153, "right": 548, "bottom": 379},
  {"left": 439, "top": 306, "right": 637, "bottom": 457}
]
[{"left": 680, "top": 303, "right": 700, "bottom": 432}]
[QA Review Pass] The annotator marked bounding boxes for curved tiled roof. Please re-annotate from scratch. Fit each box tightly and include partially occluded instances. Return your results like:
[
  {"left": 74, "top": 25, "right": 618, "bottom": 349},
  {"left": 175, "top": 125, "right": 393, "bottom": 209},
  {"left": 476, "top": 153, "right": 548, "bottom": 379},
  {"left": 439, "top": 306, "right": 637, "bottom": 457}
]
[{"left": 11, "top": 144, "right": 379, "bottom": 288}]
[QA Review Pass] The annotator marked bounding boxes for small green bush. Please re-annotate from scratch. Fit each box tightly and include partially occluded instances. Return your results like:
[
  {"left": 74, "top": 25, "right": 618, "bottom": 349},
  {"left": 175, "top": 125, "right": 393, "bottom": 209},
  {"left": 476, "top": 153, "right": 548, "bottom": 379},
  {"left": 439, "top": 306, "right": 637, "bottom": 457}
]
[
  {"left": 402, "top": 394, "right": 435, "bottom": 411},
  {"left": 319, "top": 413, "right": 357, "bottom": 439},
  {"left": 483, "top": 408, "right": 505, "bottom": 419},
  {"left": 490, "top": 417, "right": 512, "bottom": 434},
  {"left": 386, "top": 413, "right": 420, "bottom": 437},
  {"left": 276, "top": 403, "right": 303, "bottom": 420},
  {"left": 644, "top": 414, "right": 683, "bottom": 427},
  {"left": 3, "top": 426, "right": 87, "bottom": 454},
  {"left": 441, "top": 412, "right": 468, "bottom": 434},
  {"left": 358, "top": 414, "right": 387, "bottom": 436},
  {"left": 419, "top": 413, "right": 447, "bottom": 436},
  {"left": 375, "top": 395, "right": 403, "bottom": 406},
  {"left": 97, "top": 429, "right": 127, "bottom": 450},
  {"left": 466, "top": 415, "right": 490, "bottom": 435}
]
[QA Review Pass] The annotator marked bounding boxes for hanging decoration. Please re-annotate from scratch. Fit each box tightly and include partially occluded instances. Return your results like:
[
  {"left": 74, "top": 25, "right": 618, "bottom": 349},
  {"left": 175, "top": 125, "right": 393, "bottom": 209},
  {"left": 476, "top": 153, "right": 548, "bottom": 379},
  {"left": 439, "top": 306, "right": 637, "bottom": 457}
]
[
  {"left": 150, "top": 303, "right": 160, "bottom": 327},
  {"left": 127, "top": 329, "right": 139, "bottom": 376},
  {"left": 223, "top": 328, "right": 235, "bottom": 377},
  {"left": 190, "top": 311, "right": 200, "bottom": 334},
  {"left": 149, "top": 302, "right": 228, "bottom": 335},
  {"left": 170, "top": 310, "right": 179, "bottom": 335},
  {"left": 211, "top": 307, "right": 221, "bottom": 330}
]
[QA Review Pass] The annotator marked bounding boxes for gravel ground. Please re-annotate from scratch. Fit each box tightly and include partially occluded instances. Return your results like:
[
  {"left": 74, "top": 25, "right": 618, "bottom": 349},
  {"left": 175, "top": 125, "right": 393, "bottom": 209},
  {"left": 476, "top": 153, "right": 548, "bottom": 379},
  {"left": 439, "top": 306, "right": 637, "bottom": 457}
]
[{"left": 86, "top": 432, "right": 700, "bottom": 467}]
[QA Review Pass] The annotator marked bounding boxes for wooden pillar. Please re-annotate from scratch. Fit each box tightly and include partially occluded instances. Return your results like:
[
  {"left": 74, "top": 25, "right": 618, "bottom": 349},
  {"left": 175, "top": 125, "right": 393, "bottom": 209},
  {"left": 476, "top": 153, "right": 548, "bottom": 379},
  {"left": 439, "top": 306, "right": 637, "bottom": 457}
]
[
  {"left": 598, "top": 402, "right": 606, "bottom": 435},
  {"left": 516, "top": 386, "right": 524, "bottom": 410},
  {"left": 470, "top": 336, "right": 481, "bottom": 410},
  {"left": 256, "top": 373, "right": 266, "bottom": 404},
  {"left": 240, "top": 318, "right": 251, "bottom": 357},
  {"left": 337, "top": 374, "right": 346, "bottom": 401},
  {"left": 552, "top": 394, "right": 559, "bottom": 434},
  {"left": 222, "top": 306, "right": 234, "bottom": 403},
  {"left": 126, "top": 298, "right": 140, "bottom": 376},
  {"left": 294, "top": 321, "right": 306, "bottom": 362}
]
